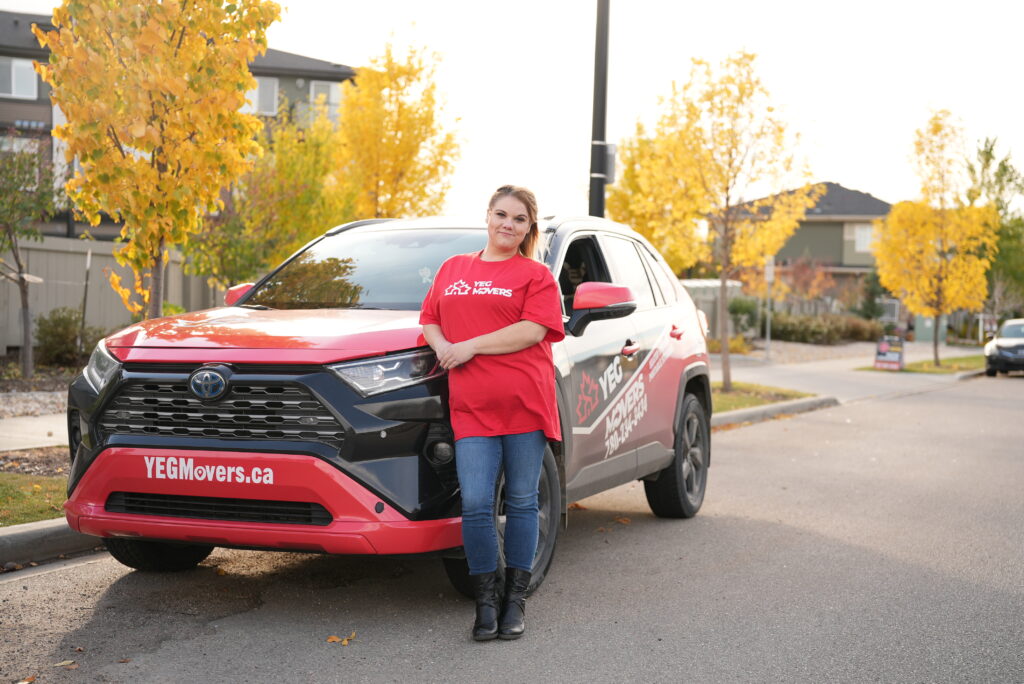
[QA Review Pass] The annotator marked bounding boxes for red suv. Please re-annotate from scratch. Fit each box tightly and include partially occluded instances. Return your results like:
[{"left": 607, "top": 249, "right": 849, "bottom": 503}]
[{"left": 66, "top": 216, "right": 712, "bottom": 595}]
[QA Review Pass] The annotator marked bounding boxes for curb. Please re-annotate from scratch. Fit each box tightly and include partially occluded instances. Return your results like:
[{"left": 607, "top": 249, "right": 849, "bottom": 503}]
[
  {"left": 711, "top": 395, "right": 840, "bottom": 428},
  {"left": 0, "top": 517, "right": 101, "bottom": 567}
]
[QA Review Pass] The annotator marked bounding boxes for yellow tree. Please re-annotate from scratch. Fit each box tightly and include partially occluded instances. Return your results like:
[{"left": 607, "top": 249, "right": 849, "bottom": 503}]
[
  {"left": 874, "top": 111, "right": 998, "bottom": 366},
  {"left": 186, "top": 102, "right": 351, "bottom": 288},
  {"left": 335, "top": 44, "right": 459, "bottom": 218},
  {"left": 33, "top": 0, "right": 280, "bottom": 319},
  {"left": 607, "top": 122, "right": 708, "bottom": 273},
  {"left": 612, "top": 53, "right": 820, "bottom": 390}
]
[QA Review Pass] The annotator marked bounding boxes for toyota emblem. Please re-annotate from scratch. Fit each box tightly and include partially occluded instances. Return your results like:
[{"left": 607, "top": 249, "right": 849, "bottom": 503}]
[{"left": 189, "top": 369, "right": 227, "bottom": 401}]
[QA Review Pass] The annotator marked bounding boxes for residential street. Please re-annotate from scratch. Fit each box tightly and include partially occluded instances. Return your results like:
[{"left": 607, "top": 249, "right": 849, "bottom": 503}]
[{"left": 2, "top": 374, "right": 1021, "bottom": 682}]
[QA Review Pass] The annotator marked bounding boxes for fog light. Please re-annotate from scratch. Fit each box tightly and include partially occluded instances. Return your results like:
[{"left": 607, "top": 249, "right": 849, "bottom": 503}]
[{"left": 427, "top": 441, "right": 454, "bottom": 465}]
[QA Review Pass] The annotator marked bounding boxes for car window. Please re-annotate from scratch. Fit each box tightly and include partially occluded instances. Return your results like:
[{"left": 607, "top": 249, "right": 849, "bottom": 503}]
[
  {"left": 558, "top": 235, "right": 612, "bottom": 312},
  {"left": 247, "top": 228, "right": 486, "bottom": 310},
  {"left": 999, "top": 322, "right": 1024, "bottom": 338},
  {"left": 638, "top": 244, "right": 678, "bottom": 304},
  {"left": 599, "top": 235, "right": 656, "bottom": 311}
]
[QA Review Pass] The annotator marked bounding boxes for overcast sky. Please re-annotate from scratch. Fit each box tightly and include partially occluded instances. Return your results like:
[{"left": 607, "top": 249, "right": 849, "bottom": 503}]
[{"left": 11, "top": 0, "right": 1024, "bottom": 218}]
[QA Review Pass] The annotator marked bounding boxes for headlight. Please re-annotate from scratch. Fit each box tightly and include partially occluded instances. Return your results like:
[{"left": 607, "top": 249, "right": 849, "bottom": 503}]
[
  {"left": 83, "top": 339, "right": 121, "bottom": 393},
  {"left": 329, "top": 349, "right": 443, "bottom": 397}
]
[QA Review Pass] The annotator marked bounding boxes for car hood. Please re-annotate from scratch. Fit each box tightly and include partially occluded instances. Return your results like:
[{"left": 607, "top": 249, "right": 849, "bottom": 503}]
[
  {"left": 992, "top": 336, "right": 1024, "bottom": 348},
  {"left": 105, "top": 307, "right": 426, "bottom": 364}
]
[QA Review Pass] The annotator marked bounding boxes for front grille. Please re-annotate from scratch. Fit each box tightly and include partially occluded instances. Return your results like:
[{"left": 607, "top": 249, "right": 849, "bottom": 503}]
[
  {"left": 106, "top": 491, "right": 332, "bottom": 526},
  {"left": 99, "top": 380, "right": 346, "bottom": 448}
]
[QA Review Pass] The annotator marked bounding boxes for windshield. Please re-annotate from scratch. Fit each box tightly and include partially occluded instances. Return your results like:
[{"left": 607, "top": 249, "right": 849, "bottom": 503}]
[
  {"left": 998, "top": 322, "right": 1024, "bottom": 338},
  {"left": 245, "top": 228, "right": 487, "bottom": 310}
]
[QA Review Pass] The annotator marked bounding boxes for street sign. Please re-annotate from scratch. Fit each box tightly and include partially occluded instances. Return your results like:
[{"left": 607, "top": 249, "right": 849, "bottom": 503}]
[{"left": 874, "top": 335, "right": 904, "bottom": 371}]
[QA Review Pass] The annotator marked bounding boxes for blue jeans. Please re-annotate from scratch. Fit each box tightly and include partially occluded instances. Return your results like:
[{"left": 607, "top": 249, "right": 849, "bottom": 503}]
[{"left": 455, "top": 430, "right": 547, "bottom": 575}]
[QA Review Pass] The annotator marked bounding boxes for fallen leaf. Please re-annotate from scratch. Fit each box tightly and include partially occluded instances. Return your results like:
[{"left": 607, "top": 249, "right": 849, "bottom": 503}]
[
  {"left": 118, "top": 658, "right": 131, "bottom": 663},
  {"left": 341, "top": 639, "right": 349, "bottom": 646},
  {"left": 15, "top": 676, "right": 36, "bottom": 683},
  {"left": 216, "top": 568, "right": 226, "bottom": 576},
  {"left": 595, "top": 526, "right": 608, "bottom": 533},
  {"left": 614, "top": 517, "right": 631, "bottom": 525},
  {"left": 32, "top": 484, "right": 42, "bottom": 491},
  {"left": 326, "top": 635, "right": 342, "bottom": 643},
  {"left": 74, "top": 646, "right": 84, "bottom": 652},
  {"left": 568, "top": 502, "right": 587, "bottom": 510},
  {"left": 52, "top": 660, "right": 75, "bottom": 667},
  {"left": 65, "top": 664, "right": 79, "bottom": 670},
  {"left": 349, "top": 631, "right": 356, "bottom": 639}
]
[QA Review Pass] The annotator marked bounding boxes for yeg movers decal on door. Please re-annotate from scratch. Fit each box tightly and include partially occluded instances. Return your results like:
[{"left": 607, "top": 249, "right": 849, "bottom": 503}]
[{"left": 144, "top": 456, "right": 275, "bottom": 484}]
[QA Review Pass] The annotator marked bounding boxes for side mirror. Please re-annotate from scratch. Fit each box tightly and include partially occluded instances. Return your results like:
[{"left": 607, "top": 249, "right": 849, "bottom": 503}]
[
  {"left": 224, "top": 282, "right": 255, "bottom": 306},
  {"left": 566, "top": 282, "right": 636, "bottom": 336}
]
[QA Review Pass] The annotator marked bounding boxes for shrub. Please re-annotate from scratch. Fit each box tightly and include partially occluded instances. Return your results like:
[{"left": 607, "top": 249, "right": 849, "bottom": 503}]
[
  {"left": 706, "top": 334, "right": 752, "bottom": 355},
  {"left": 728, "top": 297, "right": 759, "bottom": 337},
  {"left": 35, "top": 307, "right": 107, "bottom": 366},
  {"left": 767, "top": 312, "right": 882, "bottom": 345}
]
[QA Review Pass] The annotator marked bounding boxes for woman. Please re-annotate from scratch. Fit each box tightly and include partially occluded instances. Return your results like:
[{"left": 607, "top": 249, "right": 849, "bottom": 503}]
[{"left": 420, "top": 185, "right": 564, "bottom": 641}]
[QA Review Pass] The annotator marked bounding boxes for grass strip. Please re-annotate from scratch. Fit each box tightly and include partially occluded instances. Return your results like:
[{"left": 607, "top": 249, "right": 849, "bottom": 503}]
[
  {"left": 857, "top": 354, "right": 985, "bottom": 374},
  {"left": 712, "top": 381, "right": 811, "bottom": 413},
  {"left": 0, "top": 472, "right": 67, "bottom": 527}
]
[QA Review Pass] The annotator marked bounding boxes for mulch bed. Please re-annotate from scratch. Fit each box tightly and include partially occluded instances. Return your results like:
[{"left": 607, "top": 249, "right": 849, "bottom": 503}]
[
  {"left": 0, "top": 446, "right": 71, "bottom": 478},
  {"left": 0, "top": 362, "right": 79, "bottom": 393}
]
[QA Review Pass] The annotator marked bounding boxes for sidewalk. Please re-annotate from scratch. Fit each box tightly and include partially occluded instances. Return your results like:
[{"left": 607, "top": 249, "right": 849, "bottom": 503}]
[{"left": 0, "top": 413, "right": 68, "bottom": 451}]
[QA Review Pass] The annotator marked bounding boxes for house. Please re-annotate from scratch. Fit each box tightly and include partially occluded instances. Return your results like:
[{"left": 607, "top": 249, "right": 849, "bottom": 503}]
[{"left": 0, "top": 9, "right": 355, "bottom": 352}]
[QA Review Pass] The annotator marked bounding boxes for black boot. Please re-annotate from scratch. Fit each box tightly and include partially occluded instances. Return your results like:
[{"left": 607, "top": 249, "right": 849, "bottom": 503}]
[
  {"left": 470, "top": 572, "right": 500, "bottom": 641},
  {"left": 498, "top": 567, "right": 531, "bottom": 640}
]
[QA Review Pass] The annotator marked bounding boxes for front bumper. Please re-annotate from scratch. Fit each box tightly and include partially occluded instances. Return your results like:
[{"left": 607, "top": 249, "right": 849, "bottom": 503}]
[
  {"left": 986, "top": 353, "right": 1024, "bottom": 372},
  {"left": 66, "top": 447, "right": 462, "bottom": 555}
]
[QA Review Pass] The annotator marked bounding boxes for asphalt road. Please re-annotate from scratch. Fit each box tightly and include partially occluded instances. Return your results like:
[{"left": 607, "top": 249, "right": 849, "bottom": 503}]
[{"left": 3, "top": 375, "right": 1022, "bottom": 683}]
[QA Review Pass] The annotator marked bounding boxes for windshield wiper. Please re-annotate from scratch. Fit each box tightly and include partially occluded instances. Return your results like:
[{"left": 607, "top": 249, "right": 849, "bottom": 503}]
[{"left": 239, "top": 303, "right": 274, "bottom": 310}]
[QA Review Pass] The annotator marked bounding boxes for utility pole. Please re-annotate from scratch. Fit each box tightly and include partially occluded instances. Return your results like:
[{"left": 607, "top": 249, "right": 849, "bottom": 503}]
[{"left": 589, "top": 0, "right": 610, "bottom": 217}]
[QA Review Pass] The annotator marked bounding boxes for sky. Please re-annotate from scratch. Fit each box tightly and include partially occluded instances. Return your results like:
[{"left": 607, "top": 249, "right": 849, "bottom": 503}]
[{"left": 10, "top": 0, "right": 1024, "bottom": 218}]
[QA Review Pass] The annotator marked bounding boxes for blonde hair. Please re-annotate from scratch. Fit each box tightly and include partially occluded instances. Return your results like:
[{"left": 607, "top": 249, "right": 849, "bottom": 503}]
[{"left": 489, "top": 184, "right": 539, "bottom": 258}]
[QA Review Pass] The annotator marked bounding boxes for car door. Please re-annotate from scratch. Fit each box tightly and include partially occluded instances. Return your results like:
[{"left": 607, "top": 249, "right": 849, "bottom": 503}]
[
  {"left": 597, "top": 234, "right": 683, "bottom": 472},
  {"left": 550, "top": 231, "right": 643, "bottom": 501}
]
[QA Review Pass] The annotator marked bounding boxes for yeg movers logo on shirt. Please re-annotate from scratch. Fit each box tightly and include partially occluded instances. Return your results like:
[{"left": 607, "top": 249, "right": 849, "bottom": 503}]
[{"left": 444, "top": 279, "right": 513, "bottom": 298}]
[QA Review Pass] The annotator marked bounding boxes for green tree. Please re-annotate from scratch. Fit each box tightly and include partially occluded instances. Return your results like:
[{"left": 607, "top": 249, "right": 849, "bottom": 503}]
[
  {"left": 186, "top": 102, "right": 351, "bottom": 289},
  {"left": 0, "top": 133, "right": 58, "bottom": 378},
  {"left": 33, "top": 0, "right": 280, "bottom": 319},
  {"left": 966, "top": 137, "right": 1024, "bottom": 319}
]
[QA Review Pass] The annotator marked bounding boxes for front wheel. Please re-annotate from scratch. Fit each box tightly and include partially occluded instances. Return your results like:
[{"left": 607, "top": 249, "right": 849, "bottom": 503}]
[
  {"left": 105, "top": 538, "right": 214, "bottom": 572},
  {"left": 443, "top": 443, "right": 562, "bottom": 599},
  {"left": 985, "top": 363, "right": 997, "bottom": 377},
  {"left": 644, "top": 393, "right": 709, "bottom": 518}
]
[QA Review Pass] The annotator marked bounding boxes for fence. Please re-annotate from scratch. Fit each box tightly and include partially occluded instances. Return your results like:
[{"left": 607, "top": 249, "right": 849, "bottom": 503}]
[{"left": 1, "top": 236, "right": 217, "bottom": 352}]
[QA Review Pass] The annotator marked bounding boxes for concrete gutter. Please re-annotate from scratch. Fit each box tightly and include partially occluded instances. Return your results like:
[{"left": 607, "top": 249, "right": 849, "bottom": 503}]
[
  {"left": 711, "top": 395, "right": 840, "bottom": 428},
  {"left": 0, "top": 517, "right": 101, "bottom": 568}
]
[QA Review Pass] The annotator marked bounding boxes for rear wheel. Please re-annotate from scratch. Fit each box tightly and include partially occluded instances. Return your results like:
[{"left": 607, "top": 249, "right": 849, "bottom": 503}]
[
  {"left": 443, "top": 444, "right": 562, "bottom": 599},
  {"left": 105, "top": 538, "right": 214, "bottom": 572},
  {"left": 644, "top": 393, "right": 709, "bottom": 518},
  {"left": 985, "top": 363, "right": 997, "bottom": 377}
]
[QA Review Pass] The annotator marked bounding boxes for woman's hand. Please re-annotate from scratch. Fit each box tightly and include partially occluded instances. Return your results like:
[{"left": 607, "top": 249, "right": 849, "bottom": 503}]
[{"left": 437, "top": 339, "right": 477, "bottom": 369}]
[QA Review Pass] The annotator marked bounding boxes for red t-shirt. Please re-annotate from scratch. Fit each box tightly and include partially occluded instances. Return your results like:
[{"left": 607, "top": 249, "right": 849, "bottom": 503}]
[{"left": 420, "top": 252, "right": 565, "bottom": 441}]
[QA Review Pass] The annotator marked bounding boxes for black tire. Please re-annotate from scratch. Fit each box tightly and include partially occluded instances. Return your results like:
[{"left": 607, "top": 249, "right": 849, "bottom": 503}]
[
  {"left": 985, "top": 364, "right": 997, "bottom": 377},
  {"left": 443, "top": 444, "right": 562, "bottom": 599},
  {"left": 105, "top": 538, "right": 214, "bottom": 572},
  {"left": 644, "top": 393, "right": 709, "bottom": 518}
]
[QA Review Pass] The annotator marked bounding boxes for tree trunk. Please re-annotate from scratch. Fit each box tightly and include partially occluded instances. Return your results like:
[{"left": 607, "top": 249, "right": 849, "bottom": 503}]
[
  {"left": 147, "top": 239, "right": 165, "bottom": 320},
  {"left": 719, "top": 270, "right": 731, "bottom": 391},
  {"left": 933, "top": 314, "right": 941, "bottom": 367},
  {"left": 18, "top": 277, "right": 33, "bottom": 379}
]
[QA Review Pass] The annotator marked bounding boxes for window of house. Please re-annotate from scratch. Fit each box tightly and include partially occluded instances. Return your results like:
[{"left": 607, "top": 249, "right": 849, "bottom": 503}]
[
  {"left": 852, "top": 223, "right": 874, "bottom": 253},
  {"left": 0, "top": 136, "right": 38, "bottom": 154},
  {"left": 310, "top": 80, "right": 341, "bottom": 107},
  {"left": 0, "top": 56, "right": 38, "bottom": 100},
  {"left": 242, "top": 76, "right": 279, "bottom": 115}
]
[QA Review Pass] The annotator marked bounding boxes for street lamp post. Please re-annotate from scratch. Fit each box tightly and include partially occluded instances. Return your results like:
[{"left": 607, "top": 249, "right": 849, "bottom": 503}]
[{"left": 589, "top": 0, "right": 610, "bottom": 217}]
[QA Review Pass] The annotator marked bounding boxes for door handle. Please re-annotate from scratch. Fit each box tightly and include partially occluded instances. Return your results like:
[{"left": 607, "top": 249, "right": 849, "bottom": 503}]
[
  {"left": 670, "top": 325, "right": 684, "bottom": 340},
  {"left": 621, "top": 339, "right": 640, "bottom": 356}
]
